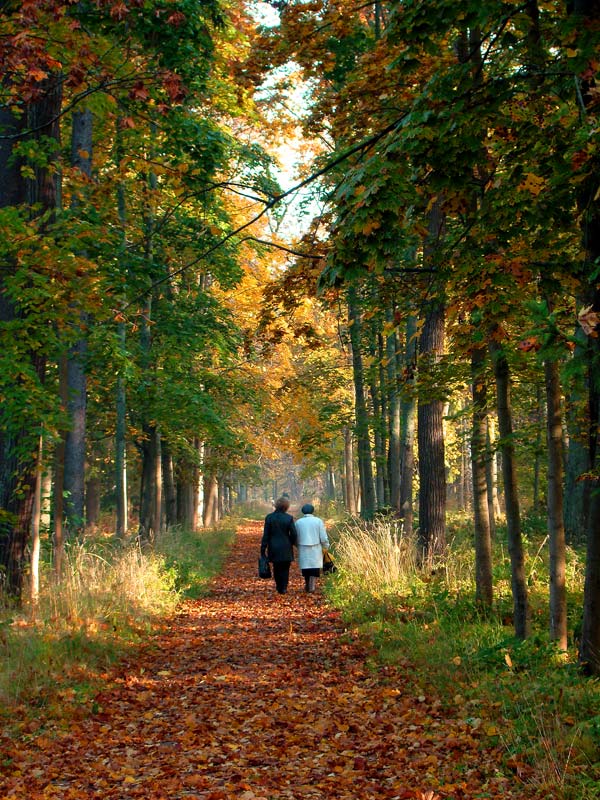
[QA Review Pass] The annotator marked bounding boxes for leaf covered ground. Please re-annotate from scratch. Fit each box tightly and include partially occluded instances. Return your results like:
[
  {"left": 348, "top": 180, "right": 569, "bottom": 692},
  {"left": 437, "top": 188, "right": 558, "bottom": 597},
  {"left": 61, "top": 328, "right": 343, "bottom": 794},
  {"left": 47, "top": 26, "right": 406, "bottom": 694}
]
[{"left": 1, "top": 522, "right": 542, "bottom": 800}]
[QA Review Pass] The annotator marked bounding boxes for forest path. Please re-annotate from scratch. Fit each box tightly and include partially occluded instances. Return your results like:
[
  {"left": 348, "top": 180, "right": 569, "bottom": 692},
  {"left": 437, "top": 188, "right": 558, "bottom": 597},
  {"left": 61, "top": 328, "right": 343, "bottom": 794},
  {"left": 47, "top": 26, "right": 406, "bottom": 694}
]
[{"left": 3, "top": 521, "right": 534, "bottom": 800}]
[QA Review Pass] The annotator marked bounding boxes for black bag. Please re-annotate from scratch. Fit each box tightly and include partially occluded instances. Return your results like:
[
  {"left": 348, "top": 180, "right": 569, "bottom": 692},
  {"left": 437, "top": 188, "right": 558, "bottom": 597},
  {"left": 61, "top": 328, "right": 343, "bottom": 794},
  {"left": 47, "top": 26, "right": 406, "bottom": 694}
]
[
  {"left": 322, "top": 550, "right": 337, "bottom": 574},
  {"left": 258, "top": 554, "right": 271, "bottom": 579}
]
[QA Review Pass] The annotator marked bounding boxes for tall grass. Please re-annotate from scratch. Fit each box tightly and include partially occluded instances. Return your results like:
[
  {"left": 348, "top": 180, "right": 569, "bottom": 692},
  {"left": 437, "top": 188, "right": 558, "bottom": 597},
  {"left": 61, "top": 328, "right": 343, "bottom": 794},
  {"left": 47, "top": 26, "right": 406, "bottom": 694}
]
[
  {"left": 327, "top": 513, "right": 599, "bottom": 800},
  {"left": 0, "top": 524, "right": 234, "bottom": 721}
]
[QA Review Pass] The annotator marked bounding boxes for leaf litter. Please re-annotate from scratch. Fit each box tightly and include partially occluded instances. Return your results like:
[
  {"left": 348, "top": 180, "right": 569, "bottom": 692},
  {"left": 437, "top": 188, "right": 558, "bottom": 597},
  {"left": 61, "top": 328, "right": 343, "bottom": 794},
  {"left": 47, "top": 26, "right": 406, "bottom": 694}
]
[{"left": 0, "top": 522, "right": 543, "bottom": 799}]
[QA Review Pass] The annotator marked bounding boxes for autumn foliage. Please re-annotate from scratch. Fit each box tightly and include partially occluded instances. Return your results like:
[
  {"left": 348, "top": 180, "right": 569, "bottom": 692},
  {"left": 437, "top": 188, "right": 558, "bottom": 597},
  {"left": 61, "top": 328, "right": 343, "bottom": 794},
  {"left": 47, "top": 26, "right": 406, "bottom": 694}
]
[{"left": 0, "top": 524, "right": 547, "bottom": 800}]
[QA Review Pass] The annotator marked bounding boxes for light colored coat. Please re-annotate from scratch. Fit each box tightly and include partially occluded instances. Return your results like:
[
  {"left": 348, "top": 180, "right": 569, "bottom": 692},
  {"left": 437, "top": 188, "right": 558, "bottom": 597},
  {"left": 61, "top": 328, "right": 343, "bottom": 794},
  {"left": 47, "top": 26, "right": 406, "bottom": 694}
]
[{"left": 295, "top": 514, "right": 329, "bottom": 570}]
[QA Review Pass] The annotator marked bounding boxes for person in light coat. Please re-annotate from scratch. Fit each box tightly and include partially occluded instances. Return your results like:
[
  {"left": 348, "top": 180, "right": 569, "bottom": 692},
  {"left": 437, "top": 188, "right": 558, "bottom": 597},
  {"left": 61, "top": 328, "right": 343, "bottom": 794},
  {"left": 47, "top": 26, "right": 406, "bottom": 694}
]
[{"left": 295, "top": 503, "right": 330, "bottom": 593}]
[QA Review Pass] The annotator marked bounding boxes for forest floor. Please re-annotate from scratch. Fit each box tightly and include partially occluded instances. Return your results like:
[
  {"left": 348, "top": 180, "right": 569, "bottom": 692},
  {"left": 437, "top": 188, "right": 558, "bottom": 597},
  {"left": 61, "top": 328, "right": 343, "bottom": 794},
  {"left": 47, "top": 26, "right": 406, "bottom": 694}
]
[{"left": 0, "top": 521, "right": 543, "bottom": 800}]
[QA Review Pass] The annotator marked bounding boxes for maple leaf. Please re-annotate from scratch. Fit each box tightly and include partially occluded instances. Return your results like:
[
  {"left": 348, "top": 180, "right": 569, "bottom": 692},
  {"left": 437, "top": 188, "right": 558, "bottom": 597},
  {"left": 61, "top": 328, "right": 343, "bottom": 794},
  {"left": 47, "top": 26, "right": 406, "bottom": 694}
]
[
  {"left": 110, "top": 1, "right": 129, "bottom": 20},
  {"left": 129, "top": 81, "right": 149, "bottom": 101}
]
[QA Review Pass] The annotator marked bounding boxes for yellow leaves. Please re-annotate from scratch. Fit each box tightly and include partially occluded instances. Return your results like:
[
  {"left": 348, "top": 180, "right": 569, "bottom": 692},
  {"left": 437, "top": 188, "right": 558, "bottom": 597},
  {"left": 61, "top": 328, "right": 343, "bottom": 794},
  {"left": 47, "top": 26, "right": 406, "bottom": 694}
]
[
  {"left": 357, "top": 219, "right": 381, "bottom": 236},
  {"left": 518, "top": 172, "right": 546, "bottom": 196}
]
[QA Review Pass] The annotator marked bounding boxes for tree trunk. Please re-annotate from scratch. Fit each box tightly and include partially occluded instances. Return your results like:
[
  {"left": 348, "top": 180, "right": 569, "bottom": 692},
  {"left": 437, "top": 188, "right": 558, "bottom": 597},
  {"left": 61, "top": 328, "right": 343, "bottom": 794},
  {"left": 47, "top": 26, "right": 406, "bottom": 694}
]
[
  {"left": 30, "top": 437, "right": 43, "bottom": 613},
  {"left": 85, "top": 476, "right": 101, "bottom": 531},
  {"left": 368, "top": 343, "right": 386, "bottom": 508},
  {"left": 471, "top": 345, "right": 493, "bottom": 608},
  {"left": 115, "top": 123, "right": 128, "bottom": 540},
  {"left": 532, "top": 383, "right": 544, "bottom": 512},
  {"left": 63, "top": 109, "right": 92, "bottom": 536},
  {"left": 138, "top": 424, "right": 161, "bottom": 542},
  {"left": 348, "top": 287, "right": 376, "bottom": 519},
  {"left": 162, "top": 441, "right": 177, "bottom": 528},
  {"left": 545, "top": 357, "right": 567, "bottom": 650},
  {"left": 400, "top": 314, "right": 417, "bottom": 536},
  {"left": 343, "top": 428, "right": 358, "bottom": 514},
  {"left": 490, "top": 336, "right": 530, "bottom": 639},
  {"left": 203, "top": 474, "right": 219, "bottom": 527},
  {"left": 0, "top": 78, "right": 61, "bottom": 598},
  {"left": 570, "top": 0, "right": 600, "bottom": 675},
  {"left": 386, "top": 309, "right": 401, "bottom": 513},
  {"left": 486, "top": 417, "right": 499, "bottom": 537},
  {"left": 417, "top": 203, "right": 446, "bottom": 562}
]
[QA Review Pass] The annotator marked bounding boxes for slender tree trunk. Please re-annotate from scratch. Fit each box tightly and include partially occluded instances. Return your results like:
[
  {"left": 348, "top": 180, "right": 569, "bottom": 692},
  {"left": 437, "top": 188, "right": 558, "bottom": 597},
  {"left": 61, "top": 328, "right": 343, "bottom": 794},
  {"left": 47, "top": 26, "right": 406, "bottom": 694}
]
[
  {"left": 114, "top": 121, "right": 129, "bottom": 540},
  {"left": 343, "top": 428, "right": 358, "bottom": 514},
  {"left": 417, "top": 201, "right": 446, "bottom": 562},
  {"left": 139, "top": 425, "right": 161, "bottom": 542},
  {"left": 386, "top": 309, "right": 401, "bottom": 513},
  {"left": 0, "top": 79, "right": 61, "bottom": 597},
  {"left": 486, "top": 418, "right": 498, "bottom": 537},
  {"left": 545, "top": 357, "right": 568, "bottom": 649},
  {"left": 30, "top": 437, "right": 43, "bottom": 613},
  {"left": 532, "top": 383, "right": 544, "bottom": 512},
  {"left": 203, "top": 474, "right": 219, "bottom": 527},
  {"left": 368, "top": 338, "right": 386, "bottom": 508},
  {"left": 348, "top": 287, "right": 376, "bottom": 519},
  {"left": 53, "top": 357, "right": 68, "bottom": 577},
  {"left": 471, "top": 346, "right": 493, "bottom": 607},
  {"left": 400, "top": 314, "right": 417, "bottom": 536},
  {"left": 85, "top": 476, "right": 100, "bottom": 531},
  {"left": 490, "top": 336, "right": 530, "bottom": 639},
  {"left": 162, "top": 441, "right": 177, "bottom": 528},
  {"left": 63, "top": 109, "right": 92, "bottom": 535},
  {"left": 378, "top": 332, "right": 390, "bottom": 506},
  {"left": 571, "top": 0, "right": 600, "bottom": 674}
]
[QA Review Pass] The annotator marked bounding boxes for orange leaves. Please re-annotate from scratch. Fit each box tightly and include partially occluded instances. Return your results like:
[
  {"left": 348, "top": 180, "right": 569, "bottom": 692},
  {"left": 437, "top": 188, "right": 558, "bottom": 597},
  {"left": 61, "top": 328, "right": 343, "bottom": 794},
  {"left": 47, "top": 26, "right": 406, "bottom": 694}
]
[
  {"left": 518, "top": 172, "right": 546, "bottom": 196},
  {"left": 0, "top": 522, "right": 547, "bottom": 800}
]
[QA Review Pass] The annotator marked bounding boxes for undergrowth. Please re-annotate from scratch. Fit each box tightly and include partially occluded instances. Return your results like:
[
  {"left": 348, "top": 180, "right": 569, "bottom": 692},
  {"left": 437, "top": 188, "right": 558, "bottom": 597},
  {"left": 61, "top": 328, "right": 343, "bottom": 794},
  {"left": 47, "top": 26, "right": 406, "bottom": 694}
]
[
  {"left": 326, "top": 512, "right": 600, "bottom": 800},
  {"left": 0, "top": 524, "right": 234, "bottom": 726}
]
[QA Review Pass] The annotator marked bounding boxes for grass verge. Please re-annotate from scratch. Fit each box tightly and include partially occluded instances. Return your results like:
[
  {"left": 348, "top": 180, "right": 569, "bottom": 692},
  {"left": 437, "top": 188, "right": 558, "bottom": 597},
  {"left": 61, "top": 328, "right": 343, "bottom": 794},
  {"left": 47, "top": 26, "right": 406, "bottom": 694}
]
[
  {"left": 325, "top": 512, "right": 600, "bottom": 800},
  {"left": 0, "top": 523, "right": 235, "bottom": 732}
]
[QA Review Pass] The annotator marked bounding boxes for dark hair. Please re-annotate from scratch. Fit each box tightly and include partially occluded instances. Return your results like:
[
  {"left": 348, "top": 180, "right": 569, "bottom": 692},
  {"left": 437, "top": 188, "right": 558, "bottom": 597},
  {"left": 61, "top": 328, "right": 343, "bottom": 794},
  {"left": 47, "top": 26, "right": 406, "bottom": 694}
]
[
  {"left": 275, "top": 497, "right": 290, "bottom": 512},
  {"left": 301, "top": 503, "right": 314, "bottom": 514}
]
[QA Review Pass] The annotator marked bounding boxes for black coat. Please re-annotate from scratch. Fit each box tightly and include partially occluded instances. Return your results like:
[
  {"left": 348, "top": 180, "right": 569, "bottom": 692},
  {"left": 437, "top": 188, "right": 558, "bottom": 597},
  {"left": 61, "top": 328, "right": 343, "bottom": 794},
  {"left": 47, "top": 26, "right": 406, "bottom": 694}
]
[{"left": 261, "top": 510, "right": 297, "bottom": 563}]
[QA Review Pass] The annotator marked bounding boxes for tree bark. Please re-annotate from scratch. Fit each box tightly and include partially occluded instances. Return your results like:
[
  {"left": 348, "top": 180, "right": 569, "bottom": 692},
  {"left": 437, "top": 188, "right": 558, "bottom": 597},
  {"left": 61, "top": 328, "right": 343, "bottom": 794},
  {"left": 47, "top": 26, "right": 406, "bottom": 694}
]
[
  {"left": 545, "top": 357, "right": 568, "bottom": 650},
  {"left": 471, "top": 344, "right": 493, "bottom": 608},
  {"left": 343, "top": 427, "right": 358, "bottom": 514},
  {"left": 85, "top": 476, "right": 101, "bottom": 531},
  {"left": 400, "top": 314, "right": 417, "bottom": 536},
  {"left": 490, "top": 336, "right": 530, "bottom": 639},
  {"left": 162, "top": 440, "right": 177, "bottom": 528},
  {"left": 386, "top": 308, "right": 401, "bottom": 513},
  {"left": 417, "top": 202, "right": 447, "bottom": 562},
  {"left": 348, "top": 287, "right": 376, "bottom": 519},
  {"left": 203, "top": 473, "right": 219, "bottom": 527},
  {"left": 63, "top": 109, "right": 92, "bottom": 535}
]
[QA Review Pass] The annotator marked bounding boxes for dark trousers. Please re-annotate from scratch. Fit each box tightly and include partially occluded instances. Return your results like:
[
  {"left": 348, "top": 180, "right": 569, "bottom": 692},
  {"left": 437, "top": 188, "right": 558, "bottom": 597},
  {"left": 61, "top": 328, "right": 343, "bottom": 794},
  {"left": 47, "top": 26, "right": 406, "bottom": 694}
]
[{"left": 273, "top": 561, "right": 291, "bottom": 593}]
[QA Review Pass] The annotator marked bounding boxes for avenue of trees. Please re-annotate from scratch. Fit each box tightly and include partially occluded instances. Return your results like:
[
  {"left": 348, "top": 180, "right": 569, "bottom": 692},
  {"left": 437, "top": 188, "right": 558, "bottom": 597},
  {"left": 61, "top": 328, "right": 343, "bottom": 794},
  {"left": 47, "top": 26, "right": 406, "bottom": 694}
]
[{"left": 2, "top": 0, "right": 600, "bottom": 673}]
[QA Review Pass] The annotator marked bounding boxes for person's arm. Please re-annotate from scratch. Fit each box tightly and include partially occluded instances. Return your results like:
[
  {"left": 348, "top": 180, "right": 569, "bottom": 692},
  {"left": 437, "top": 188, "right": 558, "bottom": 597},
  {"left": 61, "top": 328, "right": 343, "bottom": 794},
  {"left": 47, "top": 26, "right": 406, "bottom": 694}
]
[
  {"left": 319, "top": 518, "right": 330, "bottom": 549},
  {"left": 289, "top": 518, "right": 298, "bottom": 547},
  {"left": 261, "top": 517, "right": 270, "bottom": 557}
]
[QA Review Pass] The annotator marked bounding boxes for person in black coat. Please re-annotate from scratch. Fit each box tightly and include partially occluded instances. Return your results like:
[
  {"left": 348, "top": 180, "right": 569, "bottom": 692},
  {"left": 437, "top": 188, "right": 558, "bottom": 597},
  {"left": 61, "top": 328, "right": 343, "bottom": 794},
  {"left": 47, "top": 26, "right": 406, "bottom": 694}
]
[{"left": 261, "top": 497, "right": 297, "bottom": 594}]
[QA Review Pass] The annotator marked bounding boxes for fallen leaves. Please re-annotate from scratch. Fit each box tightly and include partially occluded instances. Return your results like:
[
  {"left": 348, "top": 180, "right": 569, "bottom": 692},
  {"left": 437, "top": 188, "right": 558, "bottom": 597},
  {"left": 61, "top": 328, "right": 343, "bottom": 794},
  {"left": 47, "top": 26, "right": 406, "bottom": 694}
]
[{"left": 0, "top": 522, "right": 545, "bottom": 800}]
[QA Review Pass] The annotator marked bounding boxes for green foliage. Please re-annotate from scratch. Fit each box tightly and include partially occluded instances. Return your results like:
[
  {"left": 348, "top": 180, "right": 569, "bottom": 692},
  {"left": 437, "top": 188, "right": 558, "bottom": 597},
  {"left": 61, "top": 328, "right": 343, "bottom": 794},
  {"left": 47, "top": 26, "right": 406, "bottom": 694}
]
[
  {"left": 154, "top": 524, "right": 236, "bottom": 598},
  {"left": 327, "top": 512, "right": 597, "bottom": 799}
]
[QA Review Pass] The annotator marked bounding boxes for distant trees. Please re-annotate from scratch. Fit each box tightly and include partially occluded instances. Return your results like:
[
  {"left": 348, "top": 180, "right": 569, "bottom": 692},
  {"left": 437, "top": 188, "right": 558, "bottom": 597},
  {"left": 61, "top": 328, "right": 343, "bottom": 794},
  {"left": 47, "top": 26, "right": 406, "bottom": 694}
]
[
  {"left": 0, "top": 0, "right": 281, "bottom": 598},
  {"left": 251, "top": 0, "right": 600, "bottom": 666}
]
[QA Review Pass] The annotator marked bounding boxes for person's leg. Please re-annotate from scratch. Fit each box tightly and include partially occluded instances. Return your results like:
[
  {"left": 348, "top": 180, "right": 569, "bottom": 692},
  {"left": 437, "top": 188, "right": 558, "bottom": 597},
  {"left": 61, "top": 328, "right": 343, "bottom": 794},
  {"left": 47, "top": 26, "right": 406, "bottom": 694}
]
[
  {"left": 273, "top": 561, "right": 291, "bottom": 593},
  {"left": 302, "top": 569, "right": 311, "bottom": 592}
]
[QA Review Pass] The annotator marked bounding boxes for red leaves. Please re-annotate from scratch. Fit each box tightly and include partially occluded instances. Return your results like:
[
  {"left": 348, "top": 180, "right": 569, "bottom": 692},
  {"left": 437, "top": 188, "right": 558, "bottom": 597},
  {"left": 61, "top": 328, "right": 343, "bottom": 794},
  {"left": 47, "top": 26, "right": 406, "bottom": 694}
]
[{"left": 0, "top": 522, "right": 544, "bottom": 800}]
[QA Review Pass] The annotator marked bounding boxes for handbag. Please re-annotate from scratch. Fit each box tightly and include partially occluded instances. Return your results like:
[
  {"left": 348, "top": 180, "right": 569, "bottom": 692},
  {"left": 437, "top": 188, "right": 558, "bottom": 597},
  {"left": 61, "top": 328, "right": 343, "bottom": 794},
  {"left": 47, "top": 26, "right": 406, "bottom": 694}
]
[
  {"left": 258, "top": 554, "right": 271, "bottom": 579},
  {"left": 322, "top": 550, "right": 337, "bottom": 574}
]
